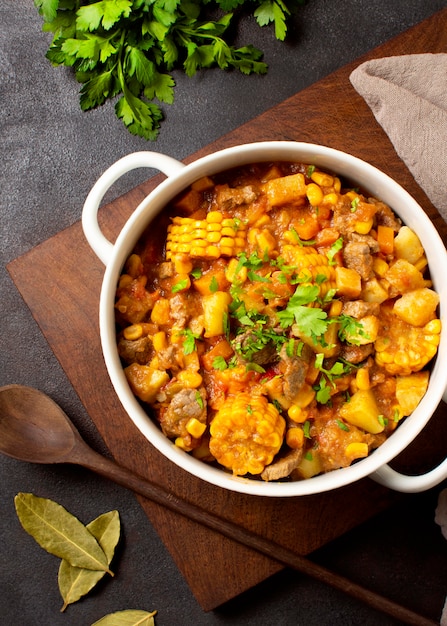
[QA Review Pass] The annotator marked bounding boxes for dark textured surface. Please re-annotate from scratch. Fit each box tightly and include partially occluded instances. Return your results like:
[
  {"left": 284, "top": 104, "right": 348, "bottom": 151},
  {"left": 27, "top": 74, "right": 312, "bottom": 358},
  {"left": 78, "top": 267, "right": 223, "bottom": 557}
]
[{"left": 1, "top": 1, "right": 447, "bottom": 625}]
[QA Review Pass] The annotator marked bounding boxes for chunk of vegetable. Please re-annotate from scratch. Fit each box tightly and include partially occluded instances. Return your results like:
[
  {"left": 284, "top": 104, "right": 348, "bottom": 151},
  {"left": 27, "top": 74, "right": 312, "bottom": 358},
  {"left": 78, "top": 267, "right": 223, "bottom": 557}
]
[
  {"left": 339, "top": 389, "right": 384, "bottom": 434},
  {"left": 209, "top": 393, "right": 285, "bottom": 475},
  {"left": 393, "top": 288, "right": 439, "bottom": 327},
  {"left": 335, "top": 266, "right": 362, "bottom": 298},
  {"left": 395, "top": 372, "right": 429, "bottom": 416},
  {"left": 394, "top": 226, "right": 424, "bottom": 264},
  {"left": 202, "top": 291, "right": 232, "bottom": 337}
]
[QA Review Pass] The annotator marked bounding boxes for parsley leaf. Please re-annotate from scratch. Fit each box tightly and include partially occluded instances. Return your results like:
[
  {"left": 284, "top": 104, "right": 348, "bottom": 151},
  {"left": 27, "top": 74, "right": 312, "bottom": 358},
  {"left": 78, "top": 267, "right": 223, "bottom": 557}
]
[
  {"left": 36, "top": 0, "right": 291, "bottom": 138},
  {"left": 182, "top": 328, "right": 200, "bottom": 354},
  {"left": 277, "top": 284, "right": 328, "bottom": 338}
]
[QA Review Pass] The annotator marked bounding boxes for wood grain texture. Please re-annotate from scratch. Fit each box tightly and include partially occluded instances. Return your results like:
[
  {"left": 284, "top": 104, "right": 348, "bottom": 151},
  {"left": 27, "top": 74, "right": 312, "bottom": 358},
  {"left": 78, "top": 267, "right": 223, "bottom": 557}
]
[{"left": 7, "top": 8, "right": 447, "bottom": 611}]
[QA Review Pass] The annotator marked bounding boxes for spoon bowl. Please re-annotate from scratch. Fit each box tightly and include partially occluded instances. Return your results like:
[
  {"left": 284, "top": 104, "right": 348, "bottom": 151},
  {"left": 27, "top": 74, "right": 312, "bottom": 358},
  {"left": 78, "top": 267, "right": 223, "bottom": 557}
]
[{"left": 0, "top": 384, "right": 79, "bottom": 464}]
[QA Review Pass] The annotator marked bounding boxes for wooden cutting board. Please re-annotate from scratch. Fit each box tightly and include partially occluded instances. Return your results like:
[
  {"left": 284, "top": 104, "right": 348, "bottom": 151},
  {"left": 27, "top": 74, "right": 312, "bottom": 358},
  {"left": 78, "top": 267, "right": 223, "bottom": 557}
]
[{"left": 8, "top": 8, "right": 447, "bottom": 611}]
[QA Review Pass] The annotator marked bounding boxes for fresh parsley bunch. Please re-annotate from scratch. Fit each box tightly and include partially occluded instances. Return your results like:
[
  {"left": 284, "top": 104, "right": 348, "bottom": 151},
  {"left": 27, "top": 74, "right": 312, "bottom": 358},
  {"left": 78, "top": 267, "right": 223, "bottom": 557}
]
[{"left": 34, "top": 0, "right": 304, "bottom": 140}]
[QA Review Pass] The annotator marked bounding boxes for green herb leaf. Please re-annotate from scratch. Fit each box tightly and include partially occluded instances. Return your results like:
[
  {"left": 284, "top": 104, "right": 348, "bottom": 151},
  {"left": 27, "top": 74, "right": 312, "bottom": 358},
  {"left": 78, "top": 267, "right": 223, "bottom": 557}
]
[
  {"left": 35, "top": 0, "right": 299, "bottom": 139},
  {"left": 58, "top": 510, "right": 120, "bottom": 611},
  {"left": 171, "top": 277, "right": 189, "bottom": 293},
  {"left": 34, "top": 0, "right": 59, "bottom": 23},
  {"left": 14, "top": 493, "right": 113, "bottom": 575},
  {"left": 92, "top": 609, "right": 157, "bottom": 625},
  {"left": 212, "top": 355, "right": 228, "bottom": 370},
  {"left": 182, "top": 328, "right": 199, "bottom": 354}
]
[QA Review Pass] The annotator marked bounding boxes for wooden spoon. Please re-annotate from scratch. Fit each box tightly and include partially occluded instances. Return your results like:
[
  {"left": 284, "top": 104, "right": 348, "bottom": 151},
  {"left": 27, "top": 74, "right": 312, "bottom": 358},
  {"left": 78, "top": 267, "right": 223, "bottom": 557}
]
[{"left": 0, "top": 384, "right": 436, "bottom": 626}]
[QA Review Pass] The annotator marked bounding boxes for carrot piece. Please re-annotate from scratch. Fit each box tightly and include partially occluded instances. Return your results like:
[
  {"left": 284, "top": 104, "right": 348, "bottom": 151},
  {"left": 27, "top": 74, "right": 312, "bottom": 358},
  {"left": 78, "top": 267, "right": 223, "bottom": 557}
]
[
  {"left": 377, "top": 225, "right": 394, "bottom": 255},
  {"left": 202, "top": 339, "right": 234, "bottom": 370}
]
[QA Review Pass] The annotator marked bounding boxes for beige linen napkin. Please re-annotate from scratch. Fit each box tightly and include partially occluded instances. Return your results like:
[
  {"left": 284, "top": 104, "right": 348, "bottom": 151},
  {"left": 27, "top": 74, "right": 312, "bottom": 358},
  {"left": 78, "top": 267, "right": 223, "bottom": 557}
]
[{"left": 349, "top": 54, "right": 447, "bottom": 219}]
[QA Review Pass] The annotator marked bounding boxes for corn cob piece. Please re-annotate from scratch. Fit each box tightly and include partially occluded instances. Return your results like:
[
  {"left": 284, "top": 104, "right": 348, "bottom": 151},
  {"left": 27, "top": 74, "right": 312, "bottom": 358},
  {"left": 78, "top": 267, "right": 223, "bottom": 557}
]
[
  {"left": 166, "top": 212, "right": 247, "bottom": 260},
  {"left": 374, "top": 309, "right": 441, "bottom": 376},
  {"left": 280, "top": 244, "right": 337, "bottom": 297},
  {"left": 209, "top": 392, "right": 285, "bottom": 476}
]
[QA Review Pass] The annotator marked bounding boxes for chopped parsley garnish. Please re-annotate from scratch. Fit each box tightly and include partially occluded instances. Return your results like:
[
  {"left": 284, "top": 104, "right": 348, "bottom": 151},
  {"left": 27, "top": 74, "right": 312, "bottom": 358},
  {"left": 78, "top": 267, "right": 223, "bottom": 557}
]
[
  {"left": 212, "top": 356, "right": 228, "bottom": 371},
  {"left": 350, "top": 197, "right": 360, "bottom": 212},
  {"left": 172, "top": 278, "right": 189, "bottom": 293},
  {"left": 277, "top": 284, "right": 328, "bottom": 340},
  {"left": 327, "top": 237, "right": 343, "bottom": 265},
  {"left": 195, "top": 391, "right": 204, "bottom": 409},
  {"left": 190, "top": 267, "right": 203, "bottom": 279},
  {"left": 181, "top": 328, "right": 200, "bottom": 355},
  {"left": 209, "top": 275, "right": 219, "bottom": 292}
]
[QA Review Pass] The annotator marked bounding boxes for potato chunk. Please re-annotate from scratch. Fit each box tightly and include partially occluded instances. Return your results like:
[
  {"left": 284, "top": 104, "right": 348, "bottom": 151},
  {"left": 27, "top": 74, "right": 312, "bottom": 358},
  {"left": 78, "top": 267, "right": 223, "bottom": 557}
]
[
  {"left": 393, "top": 288, "right": 439, "bottom": 326},
  {"left": 394, "top": 226, "right": 424, "bottom": 264},
  {"left": 339, "top": 389, "right": 384, "bottom": 434},
  {"left": 384, "top": 258, "right": 426, "bottom": 295},
  {"left": 395, "top": 372, "right": 429, "bottom": 416}
]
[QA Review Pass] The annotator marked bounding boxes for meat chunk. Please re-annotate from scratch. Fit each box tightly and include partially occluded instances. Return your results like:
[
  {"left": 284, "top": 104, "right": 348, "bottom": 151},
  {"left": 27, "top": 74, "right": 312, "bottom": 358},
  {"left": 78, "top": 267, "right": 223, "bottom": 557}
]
[
  {"left": 343, "top": 241, "right": 373, "bottom": 280},
  {"left": 340, "top": 343, "right": 374, "bottom": 364},
  {"left": 158, "top": 261, "right": 175, "bottom": 279},
  {"left": 169, "top": 293, "right": 189, "bottom": 328},
  {"left": 216, "top": 185, "right": 258, "bottom": 211},
  {"left": 342, "top": 301, "right": 380, "bottom": 319},
  {"left": 370, "top": 198, "right": 402, "bottom": 230},
  {"left": 118, "top": 336, "right": 153, "bottom": 365},
  {"left": 160, "top": 388, "right": 207, "bottom": 439},
  {"left": 278, "top": 343, "right": 313, "bottom": 402},
  {"left": 349, "top": 232, "right": 380, "bottom": 254},
  {"left": 261, "top": 447, "right": 303, "bottom": 481},
  {"left": 234, "top": 331, "right": 278, "bottom": 366}
]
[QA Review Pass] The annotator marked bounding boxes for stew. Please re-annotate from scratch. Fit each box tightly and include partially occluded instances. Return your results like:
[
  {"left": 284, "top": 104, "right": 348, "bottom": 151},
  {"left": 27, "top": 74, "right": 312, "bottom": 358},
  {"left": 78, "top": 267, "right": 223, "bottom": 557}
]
[{"left": 114, "top": 161, "right": 441, "bottom": 481}]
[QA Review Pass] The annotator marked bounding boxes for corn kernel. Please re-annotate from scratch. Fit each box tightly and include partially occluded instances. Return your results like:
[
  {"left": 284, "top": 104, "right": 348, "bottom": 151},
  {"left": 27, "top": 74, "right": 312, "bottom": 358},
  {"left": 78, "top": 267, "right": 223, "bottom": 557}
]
[
  {"left": 207, "top": 222, "right": 222, "bottom": 232},
  {"left": 311, "top": 171, "right": 334, "bottom": 187},
  {"left": 207, "top": 232, "right": 221, "bottom": 243},
  {"left": 205, "top": 245, "right": 220, "bottom": 258},
  {"left": 221, "top": 247, "right": 234, "bottom": 257},
  {"left": 333, "top": 177, "right": 341, "bottom": 192},
  {"left": 306, "top": 183, "right": 324, "bottom": 206},
  {"left": 173, "top": 254, "right": 193, "bottom": 275},
  {"left": 322, "top": 192, "right": 338, "bottom": 205},
  {"left": 286, "top": 427, "right": 304, "bottom": 449},
  {"left": 123, "top": 324, "right": 143, "bottom": 341},
  {"left": 177, "top": 370, "right": 203, "bottom": 389},
  {"left": 328, "top": 300, "right": 343, "bottom": 317},
  {"left": 354, "top": 219, "right": 373, "bottom": 234},
  {"left": 152, "top": 331, "right": 167, "bottom": 351},
  {"left": 186, "top": 417, "right": 207, "bottom": 438},
  {"left": 125, "top": 254, "right": 142, "bottom": 278},
  {"left": 222, "top": 227, "right": 236, "bottom": 237},
  {"left": 118, "top": 274, "right": 133, "bottom": 288},
  {"left": 207, "top": 211, "right": 223, "bottom": 223},
  {"left": 174, "top": 437, "right": 189, "bottom": 450},
  {"left": 345, "top": 442, "right": 369, "bottom": 460},
  {"left": 424, "top": 319, "right": 441, "bottom": 334},
  {"left": 288, "top": 404, "right": 304, "bottom": 423}
]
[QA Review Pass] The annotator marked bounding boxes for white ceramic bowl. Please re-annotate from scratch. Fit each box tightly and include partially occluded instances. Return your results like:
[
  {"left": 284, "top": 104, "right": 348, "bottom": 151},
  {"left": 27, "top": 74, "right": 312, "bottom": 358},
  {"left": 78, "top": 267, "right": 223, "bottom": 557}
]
[{"left": 82, "top": 141, "right": 447, "bottom": 496}]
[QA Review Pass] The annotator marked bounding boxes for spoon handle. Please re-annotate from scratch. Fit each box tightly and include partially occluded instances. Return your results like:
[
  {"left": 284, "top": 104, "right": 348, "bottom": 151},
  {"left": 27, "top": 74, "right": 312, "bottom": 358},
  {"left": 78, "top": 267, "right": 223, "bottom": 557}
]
[{"left": 74, "top": 441, "right": 435, "bottom": 626}]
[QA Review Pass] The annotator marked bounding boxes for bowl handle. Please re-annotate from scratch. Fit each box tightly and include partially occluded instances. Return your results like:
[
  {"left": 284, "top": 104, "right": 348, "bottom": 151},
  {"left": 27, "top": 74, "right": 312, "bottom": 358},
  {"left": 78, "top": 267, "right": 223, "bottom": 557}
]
[
  {"left": 82, "top": 151, "right": 185, "bottom": 266},
  {"left": 371, "top": 458, "right": 447, "bottom": 493}
]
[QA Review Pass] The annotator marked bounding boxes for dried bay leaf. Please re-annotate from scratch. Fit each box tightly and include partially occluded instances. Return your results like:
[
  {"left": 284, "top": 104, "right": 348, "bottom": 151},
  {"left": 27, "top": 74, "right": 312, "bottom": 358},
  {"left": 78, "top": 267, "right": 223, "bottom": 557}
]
[
  {"left": 14, "top": 493, "right": 113, "bottom": 575},
  {"left": 59, "top": 510, "right": 121, "bottom": 611},
  {"left": 92, "top": 609, "right": 157, "bottom": 625}
]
